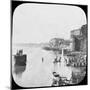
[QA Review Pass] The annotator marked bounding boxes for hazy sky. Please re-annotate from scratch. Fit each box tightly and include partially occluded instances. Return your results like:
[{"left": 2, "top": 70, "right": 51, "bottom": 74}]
[{"left": 13, "top": 3, "right": 86, "bottom": 44}]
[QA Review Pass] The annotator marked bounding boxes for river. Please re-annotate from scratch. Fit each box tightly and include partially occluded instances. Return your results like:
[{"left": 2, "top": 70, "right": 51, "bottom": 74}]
[{"left": 12, "top": 44, "right": 86, "bottom": 87}]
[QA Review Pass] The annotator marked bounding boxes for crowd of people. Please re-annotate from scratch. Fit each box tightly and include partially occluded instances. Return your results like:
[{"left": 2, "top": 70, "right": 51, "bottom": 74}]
[
  {"left": 51, "top": 50, "right": 87, "bottom": 86},
  {"left": 67, "top": 54, "right": 86, "bottom": 67}
]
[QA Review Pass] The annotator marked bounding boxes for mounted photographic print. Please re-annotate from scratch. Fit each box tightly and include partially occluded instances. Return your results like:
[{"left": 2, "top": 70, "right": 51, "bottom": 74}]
[{"left": 11, "top": 0, "right": 88, "bottom": 89}]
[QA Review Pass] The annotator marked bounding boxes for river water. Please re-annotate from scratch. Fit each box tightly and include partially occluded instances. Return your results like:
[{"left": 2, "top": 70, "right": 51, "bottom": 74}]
[
  {"left": 12, "top": 44, "right": 85, "bottom": 87},
  {"left": 12, "top": 45, "right": 56, "bottom": 87}
]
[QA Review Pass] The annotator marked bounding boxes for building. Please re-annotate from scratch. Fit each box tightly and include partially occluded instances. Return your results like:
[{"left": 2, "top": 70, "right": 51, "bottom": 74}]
[
  {"left": 49, "top": 38, "right": 72, "bottom": 50},
  {"left": 71, "top": 24, "right": 87, "bottom": 53}
]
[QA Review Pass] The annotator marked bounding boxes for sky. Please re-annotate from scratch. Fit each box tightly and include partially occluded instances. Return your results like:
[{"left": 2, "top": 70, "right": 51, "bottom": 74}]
[{"left": 13, "top": 3, "right": 87, "bottom": 44}]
